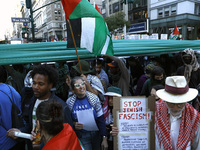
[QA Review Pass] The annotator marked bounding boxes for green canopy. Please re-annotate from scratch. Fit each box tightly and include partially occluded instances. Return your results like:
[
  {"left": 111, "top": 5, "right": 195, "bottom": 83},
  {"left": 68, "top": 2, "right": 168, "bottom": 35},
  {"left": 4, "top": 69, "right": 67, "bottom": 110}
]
[{"left": 1, "top": 39, "right": 200, "bottom": 65}]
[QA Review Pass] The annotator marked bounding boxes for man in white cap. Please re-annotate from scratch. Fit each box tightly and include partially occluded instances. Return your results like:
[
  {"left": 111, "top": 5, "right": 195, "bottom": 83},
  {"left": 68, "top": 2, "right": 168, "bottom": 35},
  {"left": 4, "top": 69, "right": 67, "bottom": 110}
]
[{"left": 155, "top": 76, "right": 200, "bottom": 150}]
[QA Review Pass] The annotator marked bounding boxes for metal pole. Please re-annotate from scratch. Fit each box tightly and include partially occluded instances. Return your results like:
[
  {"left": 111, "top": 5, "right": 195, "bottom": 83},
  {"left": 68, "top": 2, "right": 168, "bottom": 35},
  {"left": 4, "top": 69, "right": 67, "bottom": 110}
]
[
  {"left": 29, "top": 0, "right": 35, "bottom": 42},
  {"left": 147, "top": 0, "right": 150, "bottom": 34}
]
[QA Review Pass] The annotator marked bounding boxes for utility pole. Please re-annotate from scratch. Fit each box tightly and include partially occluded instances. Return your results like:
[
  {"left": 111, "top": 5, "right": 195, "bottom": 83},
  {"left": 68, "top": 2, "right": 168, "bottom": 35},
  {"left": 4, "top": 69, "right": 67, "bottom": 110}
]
[{"left": 29, "top": 0, "right": 35, "bottom": 42}]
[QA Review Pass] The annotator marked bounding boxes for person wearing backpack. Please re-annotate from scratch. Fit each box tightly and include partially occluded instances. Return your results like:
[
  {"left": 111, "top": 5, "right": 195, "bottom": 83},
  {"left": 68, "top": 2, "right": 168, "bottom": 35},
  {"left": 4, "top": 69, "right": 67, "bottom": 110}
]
[
  {"left": 7, "top": 64, "right": 73, "bottom": 150},
  {"left": 0, "top": 66, "right": 24, "bottom": 150}
]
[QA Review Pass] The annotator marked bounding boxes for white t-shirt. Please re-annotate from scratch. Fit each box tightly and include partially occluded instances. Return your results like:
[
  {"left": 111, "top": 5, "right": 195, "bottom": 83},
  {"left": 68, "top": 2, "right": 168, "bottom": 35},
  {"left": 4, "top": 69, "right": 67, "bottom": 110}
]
[{"left": 32, "top": 99, "right": 48, "bottom": 129}]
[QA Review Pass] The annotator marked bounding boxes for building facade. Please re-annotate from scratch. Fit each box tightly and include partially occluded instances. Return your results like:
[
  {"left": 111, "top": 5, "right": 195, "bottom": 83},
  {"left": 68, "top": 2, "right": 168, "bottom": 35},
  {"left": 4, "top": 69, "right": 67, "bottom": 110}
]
[
  {"left": 21, "top": 0, "right": 102, "bottom": 42},
  {"left": 102, "top": 0, "right": 200, "bottom": 40},
  {"left": 150, "top": 0, "right": 200, "bottom": 40}
]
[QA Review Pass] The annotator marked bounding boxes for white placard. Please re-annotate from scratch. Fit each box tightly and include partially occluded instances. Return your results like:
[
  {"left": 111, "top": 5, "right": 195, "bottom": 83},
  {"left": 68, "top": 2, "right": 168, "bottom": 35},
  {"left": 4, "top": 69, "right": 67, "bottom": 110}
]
[
  {"left": 119, "top": 134, "right": 148, "bottom": 150},
  {"left": 141, "top": 35, "right": 149, "bottom": 39},
  {"left": 121, "top": 97, "right": 147, "bottom": 113},
  {"left": 118, "top": 112, "right": 151, "bottom": 133},
  {"left": 161, "top": 34, "right": 168, "bottom": 40},
  {"left": 76, "top": 109, "right": 98, "bottom": 131}
]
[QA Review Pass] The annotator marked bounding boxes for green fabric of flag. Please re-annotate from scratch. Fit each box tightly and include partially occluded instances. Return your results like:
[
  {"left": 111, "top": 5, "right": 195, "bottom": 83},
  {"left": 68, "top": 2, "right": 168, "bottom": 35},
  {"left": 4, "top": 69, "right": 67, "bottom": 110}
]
[{"left": 61, "top": 0, "right": 114, "bottom": 56}]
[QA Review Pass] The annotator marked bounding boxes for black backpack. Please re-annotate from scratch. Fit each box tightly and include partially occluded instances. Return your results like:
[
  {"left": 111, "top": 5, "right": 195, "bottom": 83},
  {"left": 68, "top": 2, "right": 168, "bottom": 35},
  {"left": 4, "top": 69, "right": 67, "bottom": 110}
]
[{"left": 0, "top": 85, "right": 25, "bottom": 130}]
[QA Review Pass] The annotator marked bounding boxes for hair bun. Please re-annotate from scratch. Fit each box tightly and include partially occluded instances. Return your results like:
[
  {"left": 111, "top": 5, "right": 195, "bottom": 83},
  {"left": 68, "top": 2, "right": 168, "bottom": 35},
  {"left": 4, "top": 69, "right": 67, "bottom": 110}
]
[{"left": 49, "top": 102, "right": 62, "bottom": 118}]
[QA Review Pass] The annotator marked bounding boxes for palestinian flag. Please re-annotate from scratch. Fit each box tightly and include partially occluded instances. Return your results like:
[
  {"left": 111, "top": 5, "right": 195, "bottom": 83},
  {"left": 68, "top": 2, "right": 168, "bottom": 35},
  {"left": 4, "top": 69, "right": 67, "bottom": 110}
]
[
  {"left": 61, "top": 0, "right": 113, "bottom": 56},
  {"left": 169, "top": 26, "right": 180, "bottom": 40}
]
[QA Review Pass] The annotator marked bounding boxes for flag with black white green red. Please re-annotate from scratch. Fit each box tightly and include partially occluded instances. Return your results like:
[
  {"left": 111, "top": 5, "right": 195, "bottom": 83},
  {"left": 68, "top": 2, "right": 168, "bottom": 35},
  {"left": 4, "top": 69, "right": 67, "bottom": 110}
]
[
  {"left": 169, "top": 26, "right": 180, "bottom": 40},
  {"left": 61, "top": 0, "right": 114, "bottom": 56}
]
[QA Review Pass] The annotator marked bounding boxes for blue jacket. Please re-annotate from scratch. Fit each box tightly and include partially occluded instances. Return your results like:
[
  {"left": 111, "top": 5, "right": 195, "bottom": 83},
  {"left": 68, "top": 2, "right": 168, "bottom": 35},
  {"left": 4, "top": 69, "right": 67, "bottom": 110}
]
[{"left": 0, "top": 84, "right": 21, "bottom": 150}]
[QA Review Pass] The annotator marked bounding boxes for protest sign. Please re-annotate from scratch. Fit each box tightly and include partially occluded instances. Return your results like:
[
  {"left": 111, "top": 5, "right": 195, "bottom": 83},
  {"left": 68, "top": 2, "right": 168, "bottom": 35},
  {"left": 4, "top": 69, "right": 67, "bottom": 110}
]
[{"left": 113, "top": 96, "right": 155, "bottom": 150}]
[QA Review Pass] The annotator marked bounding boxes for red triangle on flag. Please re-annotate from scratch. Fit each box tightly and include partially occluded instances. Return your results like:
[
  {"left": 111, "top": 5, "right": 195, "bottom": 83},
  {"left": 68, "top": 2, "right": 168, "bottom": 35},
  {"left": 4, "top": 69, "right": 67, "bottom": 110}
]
[
  {"left": 173, "top": 26, "right": 180, "bottom": 35},
  {"left": 95, "top": 4, "right": 102, "bottom": 16}
]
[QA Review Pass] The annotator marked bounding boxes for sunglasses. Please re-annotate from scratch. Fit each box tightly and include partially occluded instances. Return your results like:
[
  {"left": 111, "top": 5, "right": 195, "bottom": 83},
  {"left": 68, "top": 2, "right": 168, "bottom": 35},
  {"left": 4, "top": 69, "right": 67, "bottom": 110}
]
[{"left": 74, "top": 81, "right": 85, "bottom": 89}]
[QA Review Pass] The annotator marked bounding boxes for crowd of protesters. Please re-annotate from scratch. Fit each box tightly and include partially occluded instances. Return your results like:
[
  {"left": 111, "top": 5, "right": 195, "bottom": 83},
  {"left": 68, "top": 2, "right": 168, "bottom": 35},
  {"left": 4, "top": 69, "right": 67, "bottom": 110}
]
[{"left": 1, "top": 48, "right": 200, "bottom": 150}]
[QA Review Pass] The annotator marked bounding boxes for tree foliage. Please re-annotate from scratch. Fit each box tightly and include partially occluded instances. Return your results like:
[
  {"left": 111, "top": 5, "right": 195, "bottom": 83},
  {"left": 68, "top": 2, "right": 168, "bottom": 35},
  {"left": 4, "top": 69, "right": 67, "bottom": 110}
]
[{"left": 105, "top": 12, "right": 130, "bottom": 35}]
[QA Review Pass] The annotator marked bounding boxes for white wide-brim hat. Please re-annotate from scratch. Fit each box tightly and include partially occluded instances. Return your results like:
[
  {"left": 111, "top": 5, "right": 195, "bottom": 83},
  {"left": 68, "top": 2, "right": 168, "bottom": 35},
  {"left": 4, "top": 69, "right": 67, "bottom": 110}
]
[{"left": 156, "top": 76, "right": 198, "bottom": 103}]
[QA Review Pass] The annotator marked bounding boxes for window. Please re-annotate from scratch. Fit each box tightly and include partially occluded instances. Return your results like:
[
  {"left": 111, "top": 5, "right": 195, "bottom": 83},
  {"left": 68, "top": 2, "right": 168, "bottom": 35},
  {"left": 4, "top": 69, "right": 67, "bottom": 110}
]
[
  {"left": 55, "top": 16, "right": 58, "bottom": 20},
  {"left": 58, "top": 4, "right": 61, "bottom": 9},
  {"left": 109, "top": 5, "right": 111, "bottom": 14},
  {"left": 133, "top": 12, "right": 140, "bottom": 20},
  {"left": 55, "top": 10, "right": 57, "bottom": 14},
  {"left": 164, "top": 7, "right": 169, "bottom": 17},
  {"left": 58, "top": 10, "right": 61, "bottom": 14},
  {"left": 121, "top": 2, "right": 123, "bottom": 11},
  {"left": 171, "top": 5, "right": 176, "bottom": 15},
  {"left": 195, "top": 4, "right": 200, "bottom": 15},
  {"left": 158, "top": 9, "right": 163, "bottom": 18},
  {"left": 113, "top": 2, "right": 119, "bottom": 13},
  {"left": 54, "top": 4, "right": 57, "bottom": 8},
  {"left": 102, "top": 1, "right": 105, "bottom": 9},
  {"left": 128, "top": 3, "right": 132, "bottom": 11}
]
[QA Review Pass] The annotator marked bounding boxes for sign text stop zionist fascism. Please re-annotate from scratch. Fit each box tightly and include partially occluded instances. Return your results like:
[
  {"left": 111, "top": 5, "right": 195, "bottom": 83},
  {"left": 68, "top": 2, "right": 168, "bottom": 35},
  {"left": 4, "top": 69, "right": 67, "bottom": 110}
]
[{"left": 118, "top": 97, "right": 151, "bottom": 150}]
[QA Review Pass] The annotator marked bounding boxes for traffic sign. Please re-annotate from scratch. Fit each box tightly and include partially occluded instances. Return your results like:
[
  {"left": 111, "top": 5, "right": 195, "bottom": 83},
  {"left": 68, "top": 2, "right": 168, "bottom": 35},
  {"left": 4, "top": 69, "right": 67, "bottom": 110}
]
[
  {"left": 23, "top": 22, "right": 28, "bottom": 27},
  {"left": 22, "top": 27, "right": 27, "bottom": 31},
  {"left": 11, "top": 18, "right": 30, "bottom": 23}
]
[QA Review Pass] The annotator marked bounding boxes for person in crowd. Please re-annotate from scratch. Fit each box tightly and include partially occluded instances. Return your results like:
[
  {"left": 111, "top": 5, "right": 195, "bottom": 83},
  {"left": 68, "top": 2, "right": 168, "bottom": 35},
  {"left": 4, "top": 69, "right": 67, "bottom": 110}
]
[
  {"left": 68, "top": 60, "right": 105, "bottom": 105},
  {"left": 127, "top": 56, "right": 144, "bottom": 93},
  {"left": 155, "top": 76, "right": 200, "bottom": 149},
  {"left": 7, "top": 64, "right": 73, "bottom": 149},
  {"left": 33, "top": 101, "right": 82, "bottom": 150},
  {"left": 177, "top": 48, "right": 200, "bottom": 88},
  {"left": 140, "top": 66, "right": 165, "bottom": 97},
  {"left": 66, "top": 76, "right": 108, "bottom": 150},
  {"left": 135, "top": 63, "right": 155, "bottom": 95},
  {"left": 103, "top": 86, "right": 121, "bottom": 150},
  {"left": 104, "top": 54, "right": 130, "bottom": 96},
  {"left": 92, "top": 59, "right": 109, "bottom": 91},
  {"left": 150, "top": 84, "right": 164, "bottom": 101},
  {"left": 55, "top": 61, "right": 70, "bottom": 101},
  {"left": 20, "top": 69, "right": 34, "bottom": 124},
  {"left": 20, "top": 63, "right": 40, "bottom": 124},
  {"left": 193, "top": 84, "right": 200, "bottom": 112},
  {"left": 5, "top": 64, "right": 25, "bottom": 93},
  {"left": 0, "top": 66, "right": 24, "bottom": 150}
]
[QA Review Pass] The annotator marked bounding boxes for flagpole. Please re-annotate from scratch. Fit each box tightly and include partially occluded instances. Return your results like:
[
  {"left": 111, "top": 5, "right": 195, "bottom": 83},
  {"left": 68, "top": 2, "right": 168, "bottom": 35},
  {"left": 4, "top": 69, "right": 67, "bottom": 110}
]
[{"left": 67, "top": 19, "right": 83, "bottom": 74}]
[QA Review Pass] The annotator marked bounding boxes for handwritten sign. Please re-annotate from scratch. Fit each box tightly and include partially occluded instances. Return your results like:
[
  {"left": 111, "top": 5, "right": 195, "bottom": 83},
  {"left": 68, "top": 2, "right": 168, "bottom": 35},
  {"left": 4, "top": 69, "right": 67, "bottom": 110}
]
[
  {"left": 118, "top": 112, "right": 151, "bottom": 133},
  {"left": 119, "top": 134, "right": 148, "bottom": 150},
  {"left": 121, "top": 97, "right": 146, "bottom": 113},
  {"left": 115, "top": 97, "right": 152, "bottom": 150}
]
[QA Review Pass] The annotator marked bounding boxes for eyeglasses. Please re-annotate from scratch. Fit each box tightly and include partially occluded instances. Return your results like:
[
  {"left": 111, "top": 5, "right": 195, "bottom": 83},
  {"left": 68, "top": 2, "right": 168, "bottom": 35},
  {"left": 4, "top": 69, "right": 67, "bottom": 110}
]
[
  {"left": 166, "top": 102, "right": 185, "bottom": 108},
  {"left": 74, "top": 81, "right": 85, "bottom": 89}
]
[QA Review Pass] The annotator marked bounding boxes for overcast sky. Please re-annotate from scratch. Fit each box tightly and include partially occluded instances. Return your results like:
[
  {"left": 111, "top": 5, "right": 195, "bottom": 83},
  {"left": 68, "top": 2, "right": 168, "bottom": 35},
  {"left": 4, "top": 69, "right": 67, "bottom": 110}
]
[{"left": 0, "top": 0, "right": 22, "bottom": 40}]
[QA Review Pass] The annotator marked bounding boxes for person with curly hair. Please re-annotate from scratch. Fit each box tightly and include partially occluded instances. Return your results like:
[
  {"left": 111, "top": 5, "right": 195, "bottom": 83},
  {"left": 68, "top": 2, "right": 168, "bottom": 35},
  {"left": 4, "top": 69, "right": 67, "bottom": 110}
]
[{"left": 7, "top": 64, "right": 73, "bottom": 149}]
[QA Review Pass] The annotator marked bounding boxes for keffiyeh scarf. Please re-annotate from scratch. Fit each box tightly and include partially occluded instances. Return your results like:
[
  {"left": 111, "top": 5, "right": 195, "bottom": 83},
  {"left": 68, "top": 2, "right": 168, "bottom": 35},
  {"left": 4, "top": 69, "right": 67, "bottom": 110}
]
[
  {"left": 182, "top": 48, "right": 200, "bottom": 83},
  {"left": 155, "top": 100, "right": 200, "bottom": 150}
]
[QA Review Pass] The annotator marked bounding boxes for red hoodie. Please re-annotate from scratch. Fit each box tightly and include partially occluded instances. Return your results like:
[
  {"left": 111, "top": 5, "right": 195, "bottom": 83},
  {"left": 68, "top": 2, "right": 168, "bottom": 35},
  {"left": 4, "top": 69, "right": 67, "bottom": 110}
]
[{"left": 42, "top": 123, "right": 82, "bottom": 150}]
